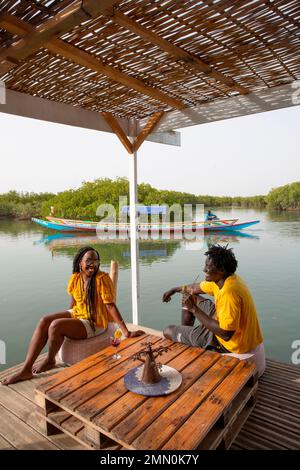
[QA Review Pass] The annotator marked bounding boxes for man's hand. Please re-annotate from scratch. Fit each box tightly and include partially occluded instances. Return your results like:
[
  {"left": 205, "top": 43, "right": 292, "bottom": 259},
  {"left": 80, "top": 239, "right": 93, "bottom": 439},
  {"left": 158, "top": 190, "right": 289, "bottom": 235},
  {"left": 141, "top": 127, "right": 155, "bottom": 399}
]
[
  {"left": 162, "top": 288, "right": 177, "bottom": 303},
  {"left": 184, "top": 294, "right": 197, "bottom": 312},
  {"left": 126, "top": 330, "right": 145, "bottom": 338},
  {"left": 184, "top": 286, "right": 199, "bottom": 296}
]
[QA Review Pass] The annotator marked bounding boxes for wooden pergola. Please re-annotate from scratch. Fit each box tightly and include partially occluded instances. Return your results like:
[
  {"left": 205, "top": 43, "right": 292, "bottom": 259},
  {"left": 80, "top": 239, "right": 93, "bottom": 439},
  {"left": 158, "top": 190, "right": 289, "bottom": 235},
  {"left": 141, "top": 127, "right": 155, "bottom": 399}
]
[{"left": 0, "top": 0, "right": 299, "bottom": 323}]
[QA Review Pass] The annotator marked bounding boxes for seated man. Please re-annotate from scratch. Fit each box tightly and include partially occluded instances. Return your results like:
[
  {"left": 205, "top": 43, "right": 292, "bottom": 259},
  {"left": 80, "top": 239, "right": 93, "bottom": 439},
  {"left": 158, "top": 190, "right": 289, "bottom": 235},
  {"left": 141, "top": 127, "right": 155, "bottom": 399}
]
[
  {"left": 162, "top": 244, "right": 265, "bottom": 377},
  {"left": 205, "top": 210, "right": 218, "bottom": 221}
]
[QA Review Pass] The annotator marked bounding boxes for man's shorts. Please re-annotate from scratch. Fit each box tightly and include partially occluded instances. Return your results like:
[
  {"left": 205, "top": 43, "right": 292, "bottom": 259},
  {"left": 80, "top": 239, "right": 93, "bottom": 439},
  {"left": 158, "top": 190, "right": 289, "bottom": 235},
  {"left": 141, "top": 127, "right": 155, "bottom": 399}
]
[{"left": 170, "top": 296, "right": 229, "bottom": 353}]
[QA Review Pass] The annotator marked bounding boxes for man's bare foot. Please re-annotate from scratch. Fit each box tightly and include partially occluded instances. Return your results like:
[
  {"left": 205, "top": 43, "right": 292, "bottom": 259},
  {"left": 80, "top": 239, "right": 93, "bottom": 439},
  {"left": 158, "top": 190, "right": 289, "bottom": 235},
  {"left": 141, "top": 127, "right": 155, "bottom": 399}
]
[
  {"left": 32, "top": 358, "right": 56, "bottom": 374},
  {"left": 1, "top": 368, "right": 33, "bottom": 385}
]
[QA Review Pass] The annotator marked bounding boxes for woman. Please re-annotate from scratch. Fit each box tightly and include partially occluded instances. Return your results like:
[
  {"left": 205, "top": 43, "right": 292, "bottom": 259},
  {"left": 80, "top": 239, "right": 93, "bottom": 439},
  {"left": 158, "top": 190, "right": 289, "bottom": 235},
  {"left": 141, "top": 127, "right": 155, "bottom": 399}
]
[{"left": 2, "top": 246, "right": 144, "bottom": 385}]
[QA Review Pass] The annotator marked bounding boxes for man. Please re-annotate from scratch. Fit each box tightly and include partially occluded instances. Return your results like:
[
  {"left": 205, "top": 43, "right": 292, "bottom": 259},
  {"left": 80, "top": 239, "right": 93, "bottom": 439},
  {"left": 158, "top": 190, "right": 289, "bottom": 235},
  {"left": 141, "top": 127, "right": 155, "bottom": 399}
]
[
  {"left": 205, "top": 210, "right": 218, "bottom": 221},
  {"left": 162, "top": 244, "right": 265, "bottom": 376}
]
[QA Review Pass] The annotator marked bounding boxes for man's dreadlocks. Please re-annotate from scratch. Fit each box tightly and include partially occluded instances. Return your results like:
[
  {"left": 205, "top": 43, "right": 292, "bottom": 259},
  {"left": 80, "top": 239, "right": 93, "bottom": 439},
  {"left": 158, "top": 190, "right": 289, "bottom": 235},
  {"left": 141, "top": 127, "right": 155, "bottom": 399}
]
[{"left": 204, "top": 244, "right": 238, "bottom": 276}]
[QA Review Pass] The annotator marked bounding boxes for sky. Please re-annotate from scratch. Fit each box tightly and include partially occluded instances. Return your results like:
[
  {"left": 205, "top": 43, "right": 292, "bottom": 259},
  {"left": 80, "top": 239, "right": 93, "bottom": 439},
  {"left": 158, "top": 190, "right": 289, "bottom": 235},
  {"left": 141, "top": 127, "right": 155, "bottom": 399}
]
[{"left": 0, "top": 104, "right": 299, "bottom": 197}]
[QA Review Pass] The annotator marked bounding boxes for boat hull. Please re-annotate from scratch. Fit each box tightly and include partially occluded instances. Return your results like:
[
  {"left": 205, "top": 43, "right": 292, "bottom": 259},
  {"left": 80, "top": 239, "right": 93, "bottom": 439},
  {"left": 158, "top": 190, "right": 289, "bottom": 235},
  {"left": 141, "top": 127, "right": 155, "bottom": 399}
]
[{"left": 32, "top": 218, "right": 260, "bottom": 233}]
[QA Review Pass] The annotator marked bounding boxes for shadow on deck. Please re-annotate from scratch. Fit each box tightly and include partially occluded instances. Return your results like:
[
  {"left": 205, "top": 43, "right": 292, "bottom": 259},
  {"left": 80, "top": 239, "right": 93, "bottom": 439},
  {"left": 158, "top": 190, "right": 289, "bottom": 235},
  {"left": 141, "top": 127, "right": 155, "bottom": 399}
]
[{"left": 0, "top": 325, "right": 299, "bottom": 450}]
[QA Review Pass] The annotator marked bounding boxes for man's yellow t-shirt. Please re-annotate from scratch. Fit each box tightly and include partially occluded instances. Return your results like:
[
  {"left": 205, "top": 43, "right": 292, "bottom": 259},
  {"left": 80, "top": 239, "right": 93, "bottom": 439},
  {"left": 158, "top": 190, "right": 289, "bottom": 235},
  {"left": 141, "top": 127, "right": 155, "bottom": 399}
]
[
  {"left": 67, "top": 271, "right": 115, "bottom": 328},
  {"left": 200, "top": 275, "right": 263, "bottom": 354}
]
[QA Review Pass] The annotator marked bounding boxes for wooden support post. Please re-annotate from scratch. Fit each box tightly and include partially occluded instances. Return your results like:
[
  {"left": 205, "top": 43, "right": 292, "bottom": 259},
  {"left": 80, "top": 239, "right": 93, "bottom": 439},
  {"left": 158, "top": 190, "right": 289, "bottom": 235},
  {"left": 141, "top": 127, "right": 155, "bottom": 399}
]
[
  {"left": 129, "top": 150, "right": 140, "bottom": 325},
  {"left": 102, "top": 112, "right": 133, "bottom": 154},
  {"left": 129, "top": 119, "right": 140, "bottom": 325},
  {"left": 103, "top": 110, "right": 166, "bottom": 326},
  {"left": 36, "top": 414, "right": 61, "bottom": 436},
  {"left": 109, "top": 260, "right": 119, "bottom": 302},
  {"left": 133, "top": 111, "right": 164, "bottom": 152},
  {"left": 101, "top": 113, "right": 140, "bottom": 326},
  {"left": 108, "top": 260, "right": 119, "bottom": 323},
  {"left": 102, "top": 111, "right": 166, "bottom": 326},
  {"left": 84, "top": 424, "right": 102, "bottom": 449}
]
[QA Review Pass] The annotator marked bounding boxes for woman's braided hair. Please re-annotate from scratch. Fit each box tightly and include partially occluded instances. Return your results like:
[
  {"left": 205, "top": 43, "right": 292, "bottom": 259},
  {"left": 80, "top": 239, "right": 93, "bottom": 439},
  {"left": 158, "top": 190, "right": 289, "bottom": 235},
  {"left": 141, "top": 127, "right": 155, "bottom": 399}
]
[
  {"left": 204, "top": 244, "right": 238, "bottom": 276},
  {"left": 73, "top": 246, "right": 100, "bottom": 331}
]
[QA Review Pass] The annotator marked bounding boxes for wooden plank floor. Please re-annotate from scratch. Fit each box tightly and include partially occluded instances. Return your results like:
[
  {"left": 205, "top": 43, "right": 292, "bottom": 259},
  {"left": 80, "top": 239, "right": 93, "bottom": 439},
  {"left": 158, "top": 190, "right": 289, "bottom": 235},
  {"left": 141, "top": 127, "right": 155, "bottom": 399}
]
[
  {"left": 0, "top": 325, "right": 299, "bottom": 450},
  {"left": 232, "top": 358, "right": 300, "bottom": 450}
]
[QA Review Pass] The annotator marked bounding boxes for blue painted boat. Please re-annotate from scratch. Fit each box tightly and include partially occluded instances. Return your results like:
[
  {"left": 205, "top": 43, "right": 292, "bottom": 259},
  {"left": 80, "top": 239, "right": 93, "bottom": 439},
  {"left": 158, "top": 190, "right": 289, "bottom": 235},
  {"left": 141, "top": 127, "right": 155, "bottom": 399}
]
[
  {"left": 32, "top": 217, "right": 260, "bottom": 233},
  {"left": 32, "top": 218, "right": 92, "bottom": 232},
  {"left": 206, "top": 220, "right": 260, "bottom": 231}
]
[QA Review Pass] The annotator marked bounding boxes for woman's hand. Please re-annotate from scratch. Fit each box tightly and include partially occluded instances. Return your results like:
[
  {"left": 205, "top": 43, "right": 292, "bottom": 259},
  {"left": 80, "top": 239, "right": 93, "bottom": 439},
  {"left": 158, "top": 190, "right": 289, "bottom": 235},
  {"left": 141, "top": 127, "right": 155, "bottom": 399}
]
[
  {"left": 162, "top": 288, "right": 177, "bottom": 303},
  {"left": 127, "top": 330, "right": 145, "bottom": 338}
]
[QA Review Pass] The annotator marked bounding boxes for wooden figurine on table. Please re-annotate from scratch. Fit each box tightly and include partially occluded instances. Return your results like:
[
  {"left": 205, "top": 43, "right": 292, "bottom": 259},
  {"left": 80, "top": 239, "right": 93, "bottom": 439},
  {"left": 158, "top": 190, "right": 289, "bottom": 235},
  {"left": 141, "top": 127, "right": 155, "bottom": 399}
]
[{"left": 133, "top": 342, "right": 169, "bottom": 384}]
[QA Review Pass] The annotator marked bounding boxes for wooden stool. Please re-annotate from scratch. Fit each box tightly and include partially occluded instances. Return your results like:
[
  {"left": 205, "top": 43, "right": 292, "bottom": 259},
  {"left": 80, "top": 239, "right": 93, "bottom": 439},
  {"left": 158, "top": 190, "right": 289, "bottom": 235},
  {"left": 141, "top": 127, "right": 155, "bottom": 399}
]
[{"left": 56, "top": 322, "right": 116, "bottom": 365}]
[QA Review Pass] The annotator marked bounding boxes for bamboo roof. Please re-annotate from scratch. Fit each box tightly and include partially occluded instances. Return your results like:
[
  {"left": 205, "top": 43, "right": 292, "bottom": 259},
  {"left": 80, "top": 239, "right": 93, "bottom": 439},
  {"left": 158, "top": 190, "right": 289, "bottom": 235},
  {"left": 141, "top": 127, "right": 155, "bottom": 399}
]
[{"left": 0, "top": 0, "right": 299, "bottom": 124}]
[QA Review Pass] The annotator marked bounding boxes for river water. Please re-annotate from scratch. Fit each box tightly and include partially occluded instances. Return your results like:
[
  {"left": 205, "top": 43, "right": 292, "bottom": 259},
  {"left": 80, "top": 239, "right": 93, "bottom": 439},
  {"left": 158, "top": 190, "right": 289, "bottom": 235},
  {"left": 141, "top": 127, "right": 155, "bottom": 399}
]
[{"left": 1, "top": 207, "right": 300, "bottom": 370}]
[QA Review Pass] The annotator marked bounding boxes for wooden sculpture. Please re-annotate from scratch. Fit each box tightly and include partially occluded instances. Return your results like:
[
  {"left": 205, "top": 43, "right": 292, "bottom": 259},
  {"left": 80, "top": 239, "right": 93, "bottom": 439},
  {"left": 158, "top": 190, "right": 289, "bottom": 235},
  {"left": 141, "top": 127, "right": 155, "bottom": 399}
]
[{"left": 133, "top": 342, "right": 169, "bottom": 384}]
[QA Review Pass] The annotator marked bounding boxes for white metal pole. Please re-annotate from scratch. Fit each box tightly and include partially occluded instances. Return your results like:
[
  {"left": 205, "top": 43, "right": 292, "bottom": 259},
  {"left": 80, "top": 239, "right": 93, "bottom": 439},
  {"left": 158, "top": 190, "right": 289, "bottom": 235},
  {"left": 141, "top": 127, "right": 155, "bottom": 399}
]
[{"left": 129, "top": 149, "right": 140, "bottom": 325}]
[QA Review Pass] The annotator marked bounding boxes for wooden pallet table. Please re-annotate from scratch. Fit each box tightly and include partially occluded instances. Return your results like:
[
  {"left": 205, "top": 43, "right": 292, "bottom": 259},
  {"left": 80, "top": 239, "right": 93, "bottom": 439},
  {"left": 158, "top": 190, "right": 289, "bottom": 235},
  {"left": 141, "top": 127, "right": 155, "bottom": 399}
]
[{"left": 35, "top": 334, "right": 258, "bottom": 450}]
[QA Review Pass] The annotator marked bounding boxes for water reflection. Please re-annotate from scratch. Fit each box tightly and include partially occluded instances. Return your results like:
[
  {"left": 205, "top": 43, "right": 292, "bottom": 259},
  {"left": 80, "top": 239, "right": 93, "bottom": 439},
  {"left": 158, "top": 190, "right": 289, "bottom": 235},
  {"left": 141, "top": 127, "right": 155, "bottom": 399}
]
[
  {"left": 267, "top": 210, "right": 300, "bottom": 223},
  {"left": 33, "top": 233, "right": 181, "bottom": 267},
  {"left": 0, "top": 219, "right": 43, "bottom": 237},
  {"left": 204, "top": 230, "right": 259, "bottom": 247},
  {"left": 33, "top": 230, "right": 259, "bottom": 266},
  {"left": 266, "top": 211, "right": 300, "bottom": 238},
  {"left": 1, "top": 212, "right": 299, "bottom": 365}
]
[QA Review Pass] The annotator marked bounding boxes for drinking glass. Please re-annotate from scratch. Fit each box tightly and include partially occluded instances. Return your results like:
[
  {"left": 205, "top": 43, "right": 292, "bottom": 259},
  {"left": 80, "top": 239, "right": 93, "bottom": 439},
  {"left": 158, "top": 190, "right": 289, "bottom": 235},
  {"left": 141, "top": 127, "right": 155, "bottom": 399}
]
[{"left": 110, "top": 336, "right": 121, "bottom": 360}]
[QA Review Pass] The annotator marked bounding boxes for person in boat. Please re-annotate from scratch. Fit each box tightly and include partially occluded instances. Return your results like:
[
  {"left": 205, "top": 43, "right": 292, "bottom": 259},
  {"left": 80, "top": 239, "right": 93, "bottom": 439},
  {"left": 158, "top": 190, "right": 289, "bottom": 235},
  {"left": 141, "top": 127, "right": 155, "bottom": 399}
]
[
  {"left": 205, "top": 210, "right": 218, "bottom": 221},
  {"left": 1, "top": 246, "right": 144, "bottom": 385},
  {"left": 162, "top": 244, "right": 265, "bottom": 377}
]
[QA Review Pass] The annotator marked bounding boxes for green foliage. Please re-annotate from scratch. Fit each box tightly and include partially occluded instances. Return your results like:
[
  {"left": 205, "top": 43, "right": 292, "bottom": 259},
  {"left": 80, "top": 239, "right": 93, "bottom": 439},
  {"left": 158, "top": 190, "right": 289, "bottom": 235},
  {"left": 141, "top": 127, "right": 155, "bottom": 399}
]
[
  {"left": 40, "top": 178, "right": 269, "bottom": 219},
  {"left": 232, "top": 195, "right": 267, "bottom": 208},
  {"left": 3, "top": 179, "right": 300, "bottom": 220},
  {"left": 40, "top": 178, "right": 130, "bottom": 220},
  {"left": 267, "top": 182, "right": 300, "bottom": 210},
  {"left": 0, "top": 191, "right": 54, "bottom": 219}
]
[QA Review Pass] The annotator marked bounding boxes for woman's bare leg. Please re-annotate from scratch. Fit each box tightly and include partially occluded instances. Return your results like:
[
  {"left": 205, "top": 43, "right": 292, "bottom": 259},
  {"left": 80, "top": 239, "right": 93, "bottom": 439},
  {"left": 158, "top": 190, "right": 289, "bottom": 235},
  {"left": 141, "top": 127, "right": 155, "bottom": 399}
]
[
  {"left": 33, "top": 318, "right": 87, "bottom": 373},
  {"left": 1, "top": 311, "right": 71, "bottom": 385}
]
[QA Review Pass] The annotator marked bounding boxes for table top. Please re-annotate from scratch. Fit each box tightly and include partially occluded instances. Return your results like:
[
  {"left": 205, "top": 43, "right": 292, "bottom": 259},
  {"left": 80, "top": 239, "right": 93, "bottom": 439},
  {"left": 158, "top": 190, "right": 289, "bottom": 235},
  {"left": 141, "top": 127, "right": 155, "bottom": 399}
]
[{"left": 35, "top": 334, "right": 256, "bottom": 450}]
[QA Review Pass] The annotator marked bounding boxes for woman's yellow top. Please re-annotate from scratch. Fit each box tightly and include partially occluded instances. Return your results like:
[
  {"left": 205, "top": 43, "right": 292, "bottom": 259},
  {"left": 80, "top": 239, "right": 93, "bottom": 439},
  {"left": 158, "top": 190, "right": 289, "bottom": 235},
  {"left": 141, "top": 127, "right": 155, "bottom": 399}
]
[{"left": 67, "top": 271, "right": 115, "bottom": 328}]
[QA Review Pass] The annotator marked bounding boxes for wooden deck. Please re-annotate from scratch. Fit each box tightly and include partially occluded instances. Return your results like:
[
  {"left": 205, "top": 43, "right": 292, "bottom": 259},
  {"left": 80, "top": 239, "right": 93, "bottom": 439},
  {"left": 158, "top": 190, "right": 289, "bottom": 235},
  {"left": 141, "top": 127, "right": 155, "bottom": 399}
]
[{"left": 0, "top": 325, "right": 299, "bottom": 450}]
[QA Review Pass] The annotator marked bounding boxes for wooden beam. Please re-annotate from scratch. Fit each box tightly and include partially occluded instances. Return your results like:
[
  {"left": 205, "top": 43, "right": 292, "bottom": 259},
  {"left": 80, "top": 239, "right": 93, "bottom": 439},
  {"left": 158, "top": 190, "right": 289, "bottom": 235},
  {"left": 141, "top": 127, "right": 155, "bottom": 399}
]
[
  {"left": 141, "top": 80, "right": 300, "bottom": 133},
  {"left": 0, "top": 1, "right": 121, "bottom": 62},
  {"left": 102, "top": 112, "right": 134, "bottom": 154},
  {"left": 133, "top": 111, "right": 164, "bottom": 152},
  {"left": 0, "top": 14, "right": 184, "bottom": 110},
  {"left": 110, "top": 11, "right": 249, "bottom": 95},
  {"left": 48, "top": 40, "right": 183, "bottom": 109},
  {"left": 0, "top": 12, "right": 32, "bottom": 36},
  {"left": 104, "top": 110, "right": 165, "bottom": 153},
  {"left": 0, "top": 58, "right": 16, "bottom": 75},
  {"left": 0, "top": 89, "right": 180, "bottom": 147}
]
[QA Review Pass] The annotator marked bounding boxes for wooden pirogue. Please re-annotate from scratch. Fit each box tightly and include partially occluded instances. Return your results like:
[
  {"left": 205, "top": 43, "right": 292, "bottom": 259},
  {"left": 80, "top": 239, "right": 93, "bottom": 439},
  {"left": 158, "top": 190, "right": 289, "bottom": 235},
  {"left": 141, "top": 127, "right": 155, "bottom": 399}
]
[{"left": 31, "top": 217, "right": 260, "bottom": 234}]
